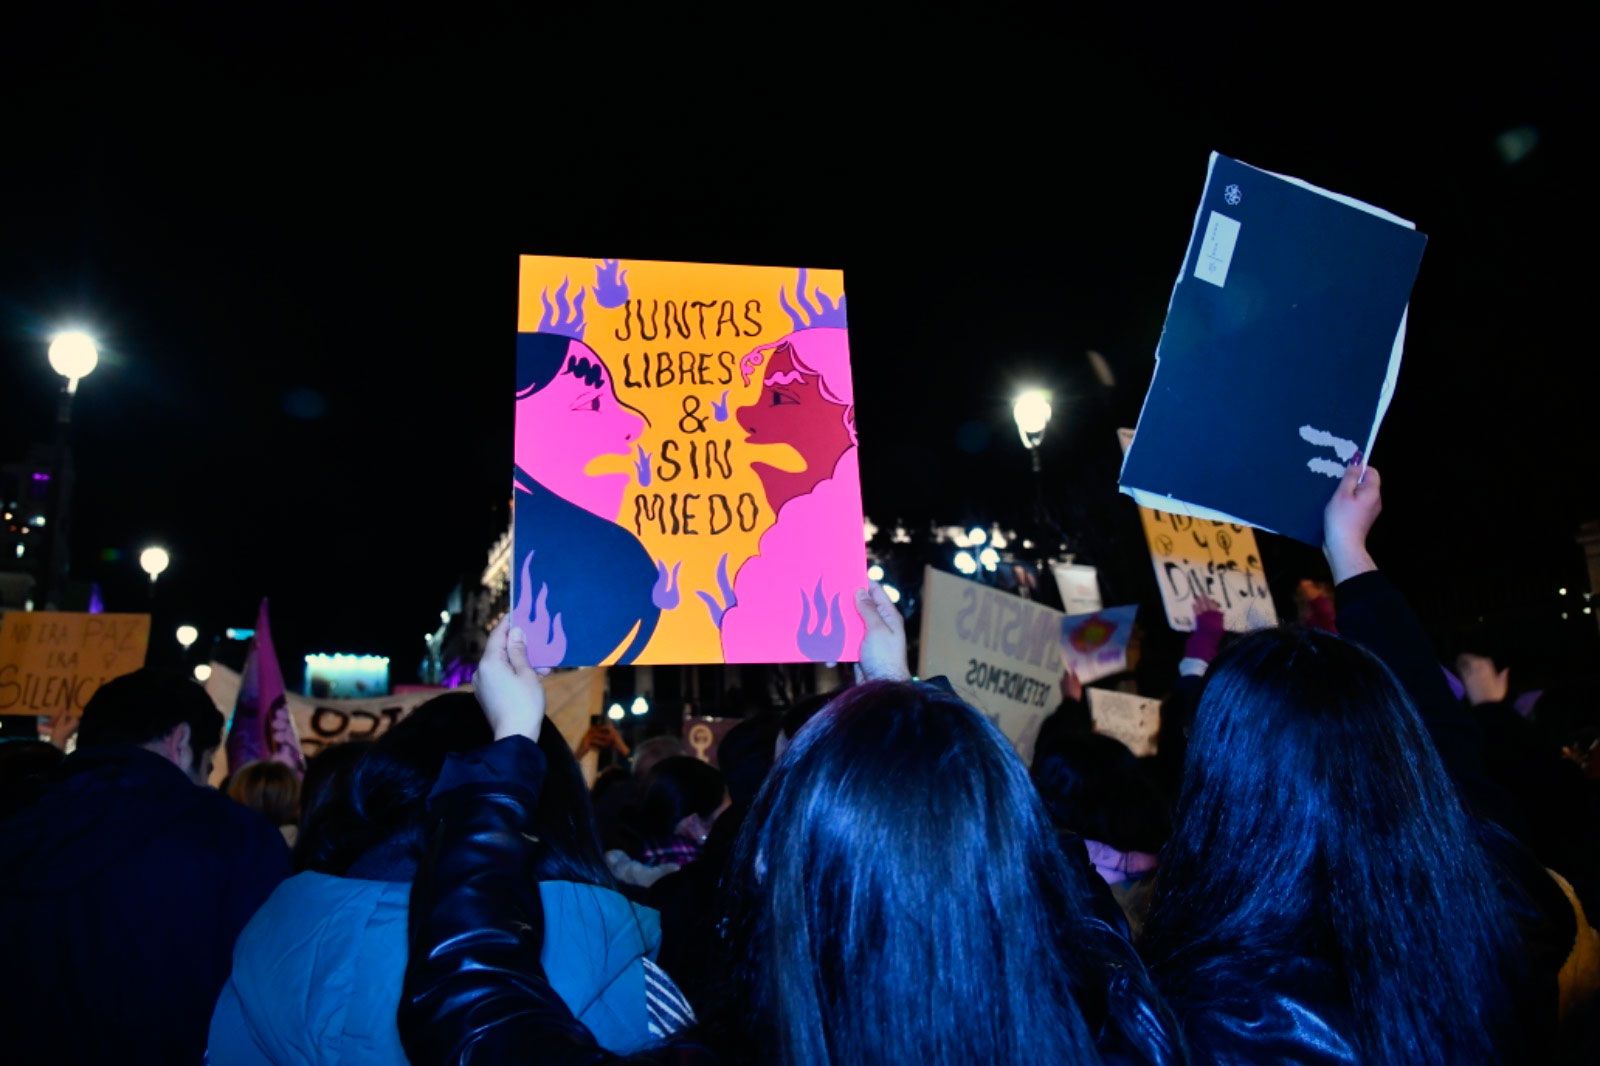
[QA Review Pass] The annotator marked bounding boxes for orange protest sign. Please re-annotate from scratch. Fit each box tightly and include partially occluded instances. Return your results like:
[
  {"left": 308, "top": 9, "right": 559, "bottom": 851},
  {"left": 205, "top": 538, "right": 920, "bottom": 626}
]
[
  {"left": 512, "top": 256, "right": 866, "bottom": 666},
  {"left": 0, "top": 611, "right": 151, "bottom": 743},
  {"left": 1118, "top": 429, "right": 1278, "bottom": 633}
]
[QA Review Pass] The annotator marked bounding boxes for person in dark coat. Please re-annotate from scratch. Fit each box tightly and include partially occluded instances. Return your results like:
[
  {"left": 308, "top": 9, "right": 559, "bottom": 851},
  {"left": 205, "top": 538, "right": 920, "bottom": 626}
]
[
  {"left": 648, "top": 711, "right": 780, "bottom": 1015},
  {"left": 0, "top": 669, "right": 289, "bottom": 1066},
  {"left": 1141, "top": 464, "right": 1568, "bottom": 1063}
]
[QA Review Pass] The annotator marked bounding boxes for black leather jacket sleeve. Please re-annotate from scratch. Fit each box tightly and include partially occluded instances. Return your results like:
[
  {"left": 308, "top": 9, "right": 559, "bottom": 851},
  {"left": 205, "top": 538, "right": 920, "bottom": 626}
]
[{"left": 399, "top": 735, "right": 713, "bottom": 1065}]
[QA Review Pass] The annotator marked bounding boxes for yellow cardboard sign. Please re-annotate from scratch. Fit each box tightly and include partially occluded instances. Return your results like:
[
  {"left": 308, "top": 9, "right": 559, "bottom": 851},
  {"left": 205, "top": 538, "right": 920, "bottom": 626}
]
[
  {"left": 1119, "top": 429, "right": 1277, "bottom": 632},
  {"left": 0, "top": 611, "right": 151, "bottom": 742}
]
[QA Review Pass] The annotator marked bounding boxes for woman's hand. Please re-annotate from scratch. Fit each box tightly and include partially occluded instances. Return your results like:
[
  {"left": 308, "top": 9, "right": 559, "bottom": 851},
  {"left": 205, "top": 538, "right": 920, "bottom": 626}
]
[
  {"left": 576, "top": 723, "right": 630, "bottom": 759},
  {"left": 1324, "top": 460, "right": 1381, "bottom": 584},
  {"left": 854, "top": 582, "right": 912, "bottom": 682},
  {"left": 475, "top": 618, "right": 547, "bottom": 742}
]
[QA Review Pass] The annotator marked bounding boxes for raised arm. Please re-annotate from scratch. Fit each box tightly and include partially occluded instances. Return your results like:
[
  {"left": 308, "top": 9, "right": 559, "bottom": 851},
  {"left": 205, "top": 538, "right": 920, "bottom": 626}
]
[
  {"left": 399, "top": 622, "right": 708, "bottom": 1066},
  {"left": 1323, "top": 463, "right": 1502, "bottom": 819}
]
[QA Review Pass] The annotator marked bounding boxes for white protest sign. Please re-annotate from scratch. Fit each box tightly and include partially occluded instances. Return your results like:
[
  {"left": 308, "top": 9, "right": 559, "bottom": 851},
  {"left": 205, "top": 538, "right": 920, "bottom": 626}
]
[
  {"left": 917, "top": 566, "right": 1062, "bottom": 765},
  {"left": 1086, "top": 687, "right": 1161, "bottom": 757},
  {"left": 1051, "top": 563, "right": 1103, "bottom": 616},
  {"left": 203, "top": 663, "right": 604, "bottom": 783}
]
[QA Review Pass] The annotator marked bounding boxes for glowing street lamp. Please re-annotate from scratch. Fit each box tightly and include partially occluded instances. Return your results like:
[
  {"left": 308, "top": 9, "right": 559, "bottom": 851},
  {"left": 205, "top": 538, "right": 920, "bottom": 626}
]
[
  {"left": 630, "top": 695, "right": 649, "bottom": 717},
  {"left": 48, "top": 331, "right": 100, "bottom": 393},
  {"left": 193, "top": 663, "right": 213, "bottom": 682},
  {"left": 176, "top": 625, "right": 199, "bottom": 649},
  {"left": 1012, "top": 388, "right": 1052, "bottom": 471},
  {"left": 139, "top": 546, "right": 170, "bottom": 584},
  {"left": 606, "top": 702, "right": 626, "bottom": 721},
  {"left": 38, "top": 331, "right": 102, "bottom": 607}
]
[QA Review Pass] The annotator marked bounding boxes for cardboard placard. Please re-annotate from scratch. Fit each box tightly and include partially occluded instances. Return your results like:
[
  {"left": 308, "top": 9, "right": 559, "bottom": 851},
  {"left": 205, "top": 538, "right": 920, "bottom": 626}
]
[
  {"left": 1119, "top": 152, "right": 1425, "bottom": 544},
  {"left": 1051, "top": 562, "right": 1104, "bottom": 616},
  {"left": 682, "top": 715, "right": 741, "bottom": 767},
  {"left": 1120, "top": 428, "right": 1277, "bottom": 633},
  {"left": 202, "top": 663, "right": 605, "bottom": 782},
  {"left": 917, "top": 566, "right": 1063, "bottom": 764},
  {"left": 1086, "top": 687, "right": 1161, "bottom": 757},
  {"left": 1060, "top": 604, "right": 1138, "bottom": 684},
  {"left": 0, "top": 611, "right": 151, "bottom": 744},
  {"left": 512, "top": 257, "right": 867, "bottom": 667}
]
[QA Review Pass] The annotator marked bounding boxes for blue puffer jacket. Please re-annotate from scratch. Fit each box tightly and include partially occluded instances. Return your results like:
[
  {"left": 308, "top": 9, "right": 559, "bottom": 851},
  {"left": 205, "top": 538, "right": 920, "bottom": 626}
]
[{"left": 208, "top": 869, "right": 663, "bottom": 1064}]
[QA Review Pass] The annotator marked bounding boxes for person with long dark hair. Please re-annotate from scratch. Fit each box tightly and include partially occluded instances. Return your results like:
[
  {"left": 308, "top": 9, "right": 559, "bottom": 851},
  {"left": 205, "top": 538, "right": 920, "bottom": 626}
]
[
  {"left": 1140, "top": 463, "right": 1535, "bottom": 1062},
  {"left": 718, "top": 676, "right": 1181, "bottom": 1064},
  {"left": 210, "top": 692, "right": 687, "bottom": 1064},
  {"left": 400, "top": 587, "right": 1183, "bottom": 1064}
]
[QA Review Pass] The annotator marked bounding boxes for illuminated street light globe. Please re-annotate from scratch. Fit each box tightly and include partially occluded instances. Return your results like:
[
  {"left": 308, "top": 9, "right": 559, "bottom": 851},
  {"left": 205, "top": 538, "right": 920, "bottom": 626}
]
[
  {"left": 48, "top": 331, "right": 100, "bottom": 384},
  {"left": 176, "top": 625, "right": 199, "bottom": 649},
  {"left": 1012, "top": 388, "right": 1052, "bottom": 440},
  {"left": 139, "top": 546, "right": 171, "bottom": 582},
  {"left": 193, "top": 663, "right": 213, "bottom": 682}
]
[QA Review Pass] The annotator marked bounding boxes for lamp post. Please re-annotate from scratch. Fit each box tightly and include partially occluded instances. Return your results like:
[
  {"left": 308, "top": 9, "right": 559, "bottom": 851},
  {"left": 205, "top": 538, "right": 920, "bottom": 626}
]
[
  {"left": 1011, "top": 388, "right": 1058, "bottom": 566},
  {"left": 176, "top": 625, "right": 199, "bottom": 651},
  {"left": 39, "top": 331, "right": 99, "bottom": 607},
  {"left": 1011, "top": 388, "right": 1052, "bottom": 472}
]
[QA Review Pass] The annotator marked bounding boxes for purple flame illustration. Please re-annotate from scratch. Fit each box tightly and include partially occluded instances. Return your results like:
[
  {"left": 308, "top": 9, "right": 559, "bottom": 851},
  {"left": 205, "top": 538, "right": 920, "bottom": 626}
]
[
  {"left": 592, "top": 259, "right": 629, "bottom": 308},
  {"left": 779, "top": 267, "right": 848, "bottom": 330},
  {"left": 796, "top": 578, "right": 846, "bottom": 662},
  {"left": 696, "top": 553, "right": 738, "bottom": 629},
  {"left": 652, "top": 560, "right": 683, "bottom": 610},
  {"left": 511, "top": 552, "right": 568, "bottom": 668},
  {"left": 712, "top": 389, "right": 730, "bottom": 422},
  {"left": 634, "top": 444, "right": 653, "bottom": 487},
  {"left": 539, "top": 278, "right": 588, "bottom": 339}
]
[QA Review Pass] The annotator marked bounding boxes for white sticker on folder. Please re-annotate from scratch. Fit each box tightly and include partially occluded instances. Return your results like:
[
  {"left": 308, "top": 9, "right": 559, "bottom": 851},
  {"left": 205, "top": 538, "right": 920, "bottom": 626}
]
[{"left": 1194, "top": 211, "right": 1241, "bottom": 287}]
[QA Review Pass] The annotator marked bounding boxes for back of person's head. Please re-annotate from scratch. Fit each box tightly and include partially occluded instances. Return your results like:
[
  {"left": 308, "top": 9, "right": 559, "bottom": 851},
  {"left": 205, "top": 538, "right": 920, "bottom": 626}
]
[
  {"left": 639, "top": 755, "right": 724, "bottom": 840},
  {"left": 1032, "top": 732, "right": 1170, "bottom": 855},
  {"left": 293, "top": 740, "right": 373, "bottom": 871},
  {"left": 0, "top": 740, "right": 66, "bottom": 818},
  {"left": 1453, "top": 628, "right": 1519, "bottom": 708},
  {"left": 1143, "top": 627, "right": 1516, "bottom": 1064},
  {"left": 725, "top": 680, "right": 1166, "bottom": 1065},
  {"left": 226, "top": 759, "right": 301, "bottom": 826},
  {"left": 630, "top": 734, "right": 689, "bottom": 780},
  {"left": 714, "top": 713, "right": 781, "bottom": 809},
  {"left": 77, "top": 669, "right": 223, "bottom": 776},
  {"left": 0, "top": 739, "right": 65, "bottom": 786},
  {"left": 299, "top": 692, "right": 610, "bottom": 886},
  {"left": 777, "top": 685, "right": 832, "bottom": 742}
]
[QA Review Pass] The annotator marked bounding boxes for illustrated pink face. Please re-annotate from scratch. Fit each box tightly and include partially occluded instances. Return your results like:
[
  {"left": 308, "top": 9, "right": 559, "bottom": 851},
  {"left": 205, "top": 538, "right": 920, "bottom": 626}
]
[
  {"left": 736, "top": 340, "right": 852, "bottom": 516},
  {"left": 515, "top": 339, "right": 646, "bottom": 521}
]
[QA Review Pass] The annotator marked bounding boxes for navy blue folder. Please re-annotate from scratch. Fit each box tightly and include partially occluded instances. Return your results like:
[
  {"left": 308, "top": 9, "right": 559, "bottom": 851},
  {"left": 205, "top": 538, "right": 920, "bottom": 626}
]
[{"left": 1119, "top": 153, "right": 1427, "bottom": 545}]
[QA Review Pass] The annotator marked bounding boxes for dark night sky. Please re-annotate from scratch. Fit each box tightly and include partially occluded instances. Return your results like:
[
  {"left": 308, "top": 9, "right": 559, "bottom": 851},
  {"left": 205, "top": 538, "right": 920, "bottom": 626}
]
[{"left": 3, "top": 8, "right": 1594, "bottom": 681}]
